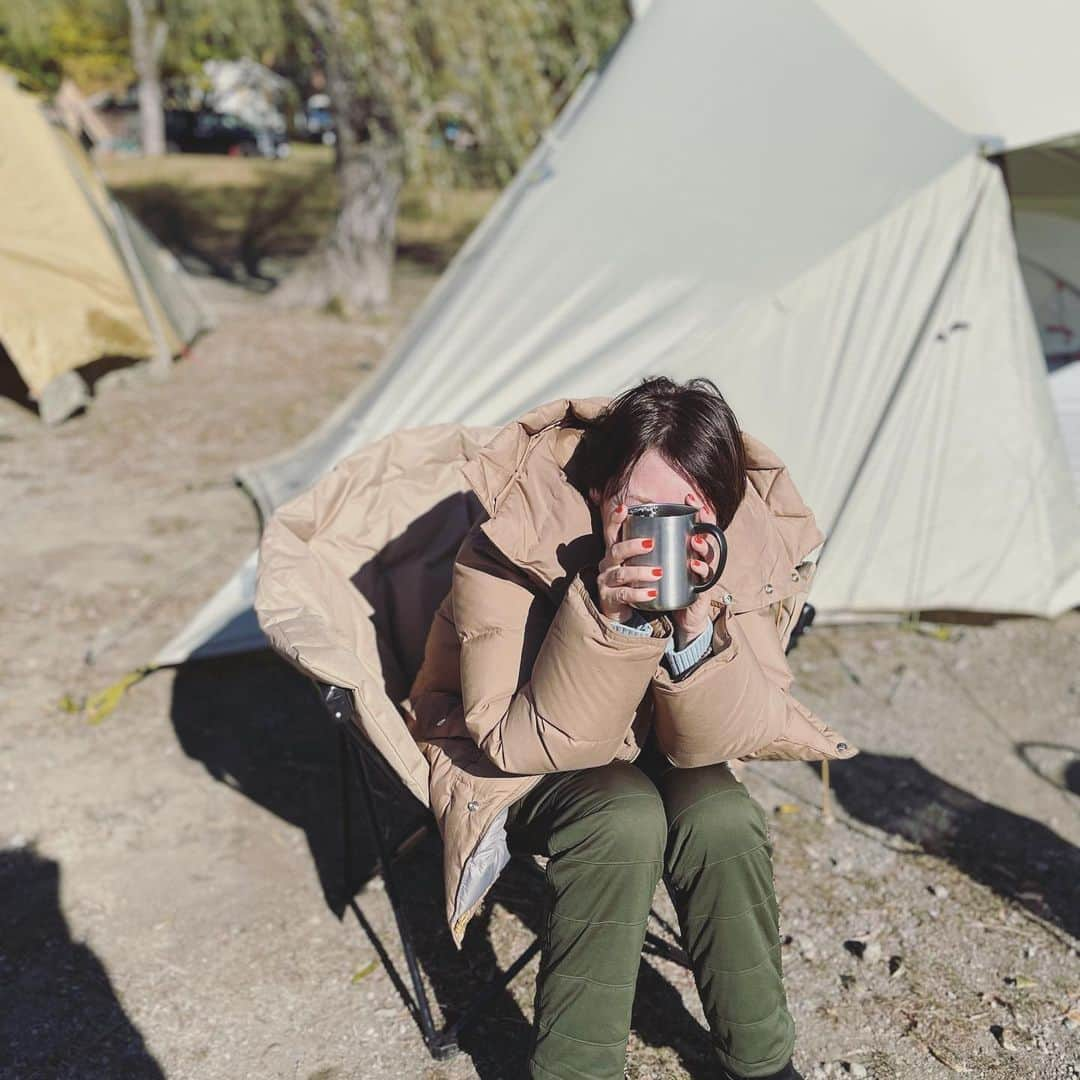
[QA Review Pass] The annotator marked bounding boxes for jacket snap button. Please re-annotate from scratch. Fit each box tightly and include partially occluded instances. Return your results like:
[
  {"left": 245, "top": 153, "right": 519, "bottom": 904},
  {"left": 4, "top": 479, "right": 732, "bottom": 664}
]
[
  {"left": 723, "top": 592, "right": 734, "bottom": 604},
  {"left": 836, "top": 742, "right": 848, "bottom": 751},
  {"left": 764, "top": 583, "right": 774, "bottom": 594},
  {"left": 467, "top": 800, "right": 479, "bottom": 812}
]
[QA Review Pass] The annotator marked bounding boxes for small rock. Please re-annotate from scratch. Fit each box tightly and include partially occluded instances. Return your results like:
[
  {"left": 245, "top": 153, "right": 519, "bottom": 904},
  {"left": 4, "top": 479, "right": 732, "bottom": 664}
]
[
  {"left": 928, "top": 883, "right": 950, "bottom": 899},
  {"left": 990, "top": 1024, "right": 1020, "bottom": 1051},
  {"left": 843, "top": 937, "right": 881, "bottom": 963},
  {"left": 843, "top": 939, "right": 867, "bottom": 959},
  {"left": 844, "top": 1064, "right": 869, "bottom": 1079}
]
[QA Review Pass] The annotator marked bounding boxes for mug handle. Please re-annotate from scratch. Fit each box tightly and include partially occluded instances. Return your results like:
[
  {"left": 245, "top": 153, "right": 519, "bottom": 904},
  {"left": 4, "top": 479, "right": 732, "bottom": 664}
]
[{"left": 691, "top": 523, "right": 727, "bottom": 593}]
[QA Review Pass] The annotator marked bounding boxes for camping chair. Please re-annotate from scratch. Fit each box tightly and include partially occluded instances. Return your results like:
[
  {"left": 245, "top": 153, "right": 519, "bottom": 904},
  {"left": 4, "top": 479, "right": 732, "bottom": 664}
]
[{"left": 253, "top": 424, "right": 818, "bottom": 1060}]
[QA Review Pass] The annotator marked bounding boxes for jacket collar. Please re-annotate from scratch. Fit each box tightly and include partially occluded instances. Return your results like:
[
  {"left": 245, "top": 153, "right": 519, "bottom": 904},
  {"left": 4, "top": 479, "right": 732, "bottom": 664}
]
[{"left": 461, "top": 398, "right": 824, "bottom": 613}]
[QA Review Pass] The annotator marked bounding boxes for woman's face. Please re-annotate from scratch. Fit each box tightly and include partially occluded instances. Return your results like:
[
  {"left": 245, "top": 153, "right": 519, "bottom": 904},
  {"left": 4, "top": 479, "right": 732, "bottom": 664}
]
[{"left": 592, "top": 449, "right": 716, "bottom": 526}]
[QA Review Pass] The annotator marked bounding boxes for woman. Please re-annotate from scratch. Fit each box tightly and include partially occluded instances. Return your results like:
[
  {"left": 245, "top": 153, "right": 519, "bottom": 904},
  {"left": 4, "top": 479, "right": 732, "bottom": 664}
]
[{"left": 408, "top": 377, "right": 856, "bottom": 1080}]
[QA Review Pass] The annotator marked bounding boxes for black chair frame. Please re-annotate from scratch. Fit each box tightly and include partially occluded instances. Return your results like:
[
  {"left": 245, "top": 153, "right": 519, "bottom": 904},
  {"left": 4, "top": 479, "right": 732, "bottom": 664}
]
[
  {"left": 315, "top": 603, "right": 815, "bottom": 1060},
  {"left": 317, "top": 681, "right": 541, "bottom": 1060}
]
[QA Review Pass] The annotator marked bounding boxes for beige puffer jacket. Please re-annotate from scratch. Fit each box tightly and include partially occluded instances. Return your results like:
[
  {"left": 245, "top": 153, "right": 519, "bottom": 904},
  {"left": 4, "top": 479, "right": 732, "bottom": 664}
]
[{"left": 408, "top": 398, "right": 856, "bottom": 944}]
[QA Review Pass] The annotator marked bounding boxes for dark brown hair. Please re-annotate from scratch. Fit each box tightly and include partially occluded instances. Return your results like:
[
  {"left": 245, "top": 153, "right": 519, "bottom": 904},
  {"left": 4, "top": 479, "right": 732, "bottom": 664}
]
[{"left": 568, "top": 377, "right": 748, "bottom": 528}]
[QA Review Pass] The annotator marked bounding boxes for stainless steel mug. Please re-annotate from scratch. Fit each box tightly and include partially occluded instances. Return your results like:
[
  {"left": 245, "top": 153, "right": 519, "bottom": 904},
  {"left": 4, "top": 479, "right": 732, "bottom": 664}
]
[{"left": 623, "top": 503, "right": 727, "bottom": 612}]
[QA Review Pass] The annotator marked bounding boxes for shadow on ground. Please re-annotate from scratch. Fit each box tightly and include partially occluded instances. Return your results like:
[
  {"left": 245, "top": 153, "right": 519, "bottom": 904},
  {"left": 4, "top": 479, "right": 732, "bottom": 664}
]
[
  {"left": 169, "top": 652, "right": 717, "bottom": 1078},
  {"left": 824, "top": 752, "right": 1080, "bottom": 939},
  {"left": 112, "top": 171, "right": 475, "bottom": 290},
  {"left": 0, "top": 846, "right": 164, "bottom": 1079},
  {"left": 112, "top": 170, "right": 329, "bottom": 289}
]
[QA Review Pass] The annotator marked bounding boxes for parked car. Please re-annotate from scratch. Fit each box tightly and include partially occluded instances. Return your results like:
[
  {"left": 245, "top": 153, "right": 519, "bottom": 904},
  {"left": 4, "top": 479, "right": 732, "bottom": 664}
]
[{"left": 165, "top": 109, "right": 289, "bottom": 158}]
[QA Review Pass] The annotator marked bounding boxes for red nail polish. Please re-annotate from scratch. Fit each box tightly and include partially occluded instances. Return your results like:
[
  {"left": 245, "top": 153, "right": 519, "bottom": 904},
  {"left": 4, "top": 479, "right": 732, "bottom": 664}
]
[
  {"left": 642, "top": 539, "right": 654, "bottom": 550},
  {"left": 647, "top": 589, "right": 658, "bottom": 598},
  {"left": 651, "top": 567, "right": 663, "bottom": 577}
]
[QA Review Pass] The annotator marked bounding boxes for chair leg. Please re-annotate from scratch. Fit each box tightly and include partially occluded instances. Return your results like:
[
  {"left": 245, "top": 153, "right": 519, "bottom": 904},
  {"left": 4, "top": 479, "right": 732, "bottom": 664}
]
[
  {"left": 331, "top": 700, "right": 537, "bottom": 1060},
  {"left": 349, "top": 739, "right": 454, "bottom": 1058},
  {"left": 338, "top": 726, "right": 355, "bottom": 901}
]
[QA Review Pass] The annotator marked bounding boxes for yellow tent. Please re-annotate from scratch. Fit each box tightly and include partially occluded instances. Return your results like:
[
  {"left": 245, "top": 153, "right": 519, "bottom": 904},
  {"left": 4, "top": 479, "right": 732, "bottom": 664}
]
[{"left": 0, "top": 77, "right": 211, "bottom": 421}]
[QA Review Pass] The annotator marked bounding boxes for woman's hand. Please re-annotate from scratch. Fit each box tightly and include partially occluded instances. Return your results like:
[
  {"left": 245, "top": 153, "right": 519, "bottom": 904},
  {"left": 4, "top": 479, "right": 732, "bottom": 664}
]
[
  {"left": 596, "top": 500, "right": 662, "bottom": 623},
  {"left": 672, "top": 492, "right": 725, "bottom": 649}
]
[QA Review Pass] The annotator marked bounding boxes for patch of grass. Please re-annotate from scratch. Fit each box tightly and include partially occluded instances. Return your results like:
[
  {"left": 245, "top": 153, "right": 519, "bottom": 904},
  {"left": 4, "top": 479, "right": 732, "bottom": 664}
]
[
  {"left": 100, "top": 147, "right": 497, "bottom": 281},
  {"left": 320, "top": 295, "right": 347, "bottom": 319}
]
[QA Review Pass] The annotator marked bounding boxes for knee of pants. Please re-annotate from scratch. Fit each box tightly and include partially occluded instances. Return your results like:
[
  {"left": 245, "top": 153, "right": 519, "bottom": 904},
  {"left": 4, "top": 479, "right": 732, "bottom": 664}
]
[
  {"left": 572, "top": 767, "right": 667, "bottom": 868},
  {"left": 667, "top": 785, "right": 769, "bottom": 873}
]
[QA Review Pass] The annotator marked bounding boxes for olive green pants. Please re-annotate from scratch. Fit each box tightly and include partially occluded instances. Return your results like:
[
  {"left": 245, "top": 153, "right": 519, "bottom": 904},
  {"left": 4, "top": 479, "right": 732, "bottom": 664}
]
[{"left": 506, "top": 747, "right": 794, "bottom": 1080}]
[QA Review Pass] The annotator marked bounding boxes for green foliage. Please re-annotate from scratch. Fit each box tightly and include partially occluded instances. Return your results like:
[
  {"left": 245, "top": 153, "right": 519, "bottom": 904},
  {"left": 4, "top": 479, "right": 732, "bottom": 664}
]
[
  {"left": 161, "top": 0, "right": 291, "bottom": 75},
  {"left": 0, "top": 0, "right": 630, "bottom": 186},
  {"left": 0, "top": 0, "right": 294, "bottom": 91},
  {"left": 326, "top": 0, "right": 628, "bottom": 187},
  {"left": 0, "top": 0, "right": 129, "bottom": 92}
]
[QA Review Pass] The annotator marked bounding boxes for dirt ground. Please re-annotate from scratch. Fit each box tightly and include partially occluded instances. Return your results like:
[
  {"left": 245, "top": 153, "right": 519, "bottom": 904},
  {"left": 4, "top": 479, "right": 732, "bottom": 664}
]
[{"left": 2, "top": 269, "right": 1079, "bottom": 1080}]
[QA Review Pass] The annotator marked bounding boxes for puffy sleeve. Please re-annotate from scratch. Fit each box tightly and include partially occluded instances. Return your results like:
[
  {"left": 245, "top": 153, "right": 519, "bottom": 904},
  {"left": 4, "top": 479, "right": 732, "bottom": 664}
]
[{"left": 454, "top": 528, "right": 670, "bottom": 774}]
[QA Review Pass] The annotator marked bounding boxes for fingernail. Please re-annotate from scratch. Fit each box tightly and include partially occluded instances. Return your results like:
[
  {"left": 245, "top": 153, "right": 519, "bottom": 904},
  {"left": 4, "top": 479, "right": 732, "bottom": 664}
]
[
  {"left": 642, "top": 539, "right": 654, "bottom": 549},
  {"left": 647, "top": 589, "right": 658, "bottom": 598},
  {"left": 651, "top": 567, "right": 663, "bottom": 578},
  {"left": 617, "top": 503, "right": 625, "bottom": 513}
]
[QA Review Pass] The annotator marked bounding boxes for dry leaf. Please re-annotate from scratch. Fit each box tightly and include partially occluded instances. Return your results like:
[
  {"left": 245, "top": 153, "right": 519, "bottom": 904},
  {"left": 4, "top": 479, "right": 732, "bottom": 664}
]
[
  {"left": 927, "top": 1044, "right": 971, "bottom": 1073},
  {"left": 350, "top": 960, "right": 379, "bottom": 984}
]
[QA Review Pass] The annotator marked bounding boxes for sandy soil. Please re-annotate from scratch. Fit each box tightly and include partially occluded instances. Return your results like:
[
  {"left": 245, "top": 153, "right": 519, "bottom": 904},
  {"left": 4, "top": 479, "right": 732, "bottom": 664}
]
[{"left": 2, "top": 275, "right": 1079, "bottom": 1080}]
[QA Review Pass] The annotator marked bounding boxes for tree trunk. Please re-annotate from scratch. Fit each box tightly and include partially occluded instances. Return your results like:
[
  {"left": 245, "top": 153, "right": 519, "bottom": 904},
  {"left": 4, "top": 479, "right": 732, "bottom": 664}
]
[
  {"left": 273, "top": 0, "right": 403, "bottom": 314},
  {"left": 128, "top": 0, "right": 168, "bottom": 157}
]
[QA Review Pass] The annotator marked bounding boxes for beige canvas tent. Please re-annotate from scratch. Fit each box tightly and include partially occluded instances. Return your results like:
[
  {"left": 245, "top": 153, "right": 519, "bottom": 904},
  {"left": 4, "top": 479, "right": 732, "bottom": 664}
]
[
  {"left": 155, "top": 0, "right": 1080, "bottom": 667},
  {"left": 814, "top": 0, "right": 1080, "bottom": 502},
  {"left": 0, "top": 76, "right": 212, "bottom": 423}
]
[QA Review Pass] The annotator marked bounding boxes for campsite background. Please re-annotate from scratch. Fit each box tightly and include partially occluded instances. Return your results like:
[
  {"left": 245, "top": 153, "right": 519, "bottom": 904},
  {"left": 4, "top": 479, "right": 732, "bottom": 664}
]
[{"left": 2, "top": 2, "right": 1079, "bottom": 1078}]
